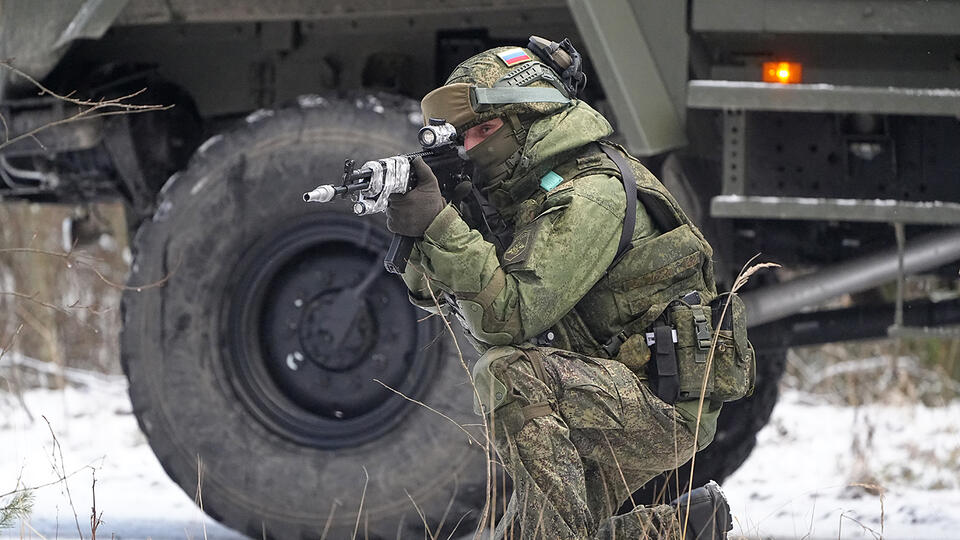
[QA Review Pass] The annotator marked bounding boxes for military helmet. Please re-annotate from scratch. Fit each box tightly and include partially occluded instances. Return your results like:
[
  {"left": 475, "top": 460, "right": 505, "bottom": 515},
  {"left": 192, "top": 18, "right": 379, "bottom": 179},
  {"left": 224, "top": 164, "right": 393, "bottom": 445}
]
[{"left": 420, "top": 36, "right": 586, "bottom": 132}]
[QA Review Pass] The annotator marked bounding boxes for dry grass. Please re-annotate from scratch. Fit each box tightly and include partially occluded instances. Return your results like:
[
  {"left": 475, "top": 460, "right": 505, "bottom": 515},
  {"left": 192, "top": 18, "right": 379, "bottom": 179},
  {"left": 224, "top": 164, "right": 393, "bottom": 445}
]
[
  {"left": 787, "top": 341, "right": 960, "bottom": 406},
  {"left": 681, "top": 256, "right": 780, "bottom": 536},
  {"left": 0, "top": 416, "right": 110, "bottom": 539},
  {"left": 13, "top": 194, "right": 952, "bottom": 539},
  {"left": 353, "top": 467, "right": 369, "bottom": 540},
  {"left": 421, "top": 277, "right": 503, "bottom": 539}
]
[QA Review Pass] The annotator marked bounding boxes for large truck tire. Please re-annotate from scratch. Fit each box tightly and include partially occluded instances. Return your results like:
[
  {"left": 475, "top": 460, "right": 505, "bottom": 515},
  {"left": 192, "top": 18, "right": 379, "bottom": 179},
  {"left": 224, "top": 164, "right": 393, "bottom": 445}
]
[{"left": 121, "top": 98, "right": 487, "bottom": 539}]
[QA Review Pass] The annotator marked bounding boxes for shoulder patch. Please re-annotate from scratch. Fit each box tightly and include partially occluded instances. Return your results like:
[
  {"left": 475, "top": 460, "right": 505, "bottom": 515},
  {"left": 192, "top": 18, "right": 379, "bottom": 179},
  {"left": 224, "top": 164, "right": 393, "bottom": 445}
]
[
  {"left": 539, "top": 170, "right": 564, "bottom": 191},
  {"left": 503, "top": 229, "right": 532, "bottom": 263},
  {"left": 496, "top": 48, "right": 532, "bottom": 67}
]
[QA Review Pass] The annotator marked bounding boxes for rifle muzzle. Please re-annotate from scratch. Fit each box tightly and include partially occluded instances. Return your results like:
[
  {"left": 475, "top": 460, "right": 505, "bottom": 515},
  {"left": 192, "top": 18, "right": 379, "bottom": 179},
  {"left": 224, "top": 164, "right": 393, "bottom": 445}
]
[{"left": 303, "top": 185, "right": 337, "bottom": 203}]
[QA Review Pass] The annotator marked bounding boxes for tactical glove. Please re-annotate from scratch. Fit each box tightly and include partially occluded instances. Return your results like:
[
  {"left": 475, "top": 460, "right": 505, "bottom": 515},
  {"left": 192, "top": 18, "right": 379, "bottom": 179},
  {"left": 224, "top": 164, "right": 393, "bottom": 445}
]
[{"left": 386, "top": 157, "right": 446, "bottom": 237}]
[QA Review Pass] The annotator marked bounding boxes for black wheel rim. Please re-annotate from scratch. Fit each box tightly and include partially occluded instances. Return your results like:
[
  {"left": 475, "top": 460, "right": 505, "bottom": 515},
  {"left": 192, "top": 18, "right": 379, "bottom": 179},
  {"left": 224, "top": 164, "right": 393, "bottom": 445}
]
[{"left": 222, "top": 213, "right": 440, "bottom": 449}]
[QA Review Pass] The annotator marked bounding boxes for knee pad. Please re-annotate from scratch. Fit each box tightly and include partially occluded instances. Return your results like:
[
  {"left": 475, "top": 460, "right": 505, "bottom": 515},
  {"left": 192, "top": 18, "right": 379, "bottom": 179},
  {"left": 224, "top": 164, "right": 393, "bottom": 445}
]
[{"left": 472, "top": 346, "right": 524, "bottom": 415}]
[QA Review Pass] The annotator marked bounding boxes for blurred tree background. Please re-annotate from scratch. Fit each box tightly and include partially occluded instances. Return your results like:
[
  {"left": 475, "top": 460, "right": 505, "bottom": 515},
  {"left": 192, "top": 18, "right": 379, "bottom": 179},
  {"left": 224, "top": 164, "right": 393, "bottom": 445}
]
[{"left": 0, "top": 202, "right": 127, "bottom": 380}]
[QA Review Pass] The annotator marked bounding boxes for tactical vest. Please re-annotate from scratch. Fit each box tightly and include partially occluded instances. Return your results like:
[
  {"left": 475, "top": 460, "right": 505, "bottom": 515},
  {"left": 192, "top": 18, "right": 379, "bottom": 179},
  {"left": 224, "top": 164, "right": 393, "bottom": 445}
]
[{"left": 534, "top": 142, "right": 755, "bottom": 404}]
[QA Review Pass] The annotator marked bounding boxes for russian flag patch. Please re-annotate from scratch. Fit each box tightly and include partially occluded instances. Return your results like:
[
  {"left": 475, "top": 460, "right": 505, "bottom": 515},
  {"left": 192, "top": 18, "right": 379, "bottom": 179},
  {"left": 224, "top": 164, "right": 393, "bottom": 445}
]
[{"left": 496, "top": 48, "right": 532, "bottom": 67}]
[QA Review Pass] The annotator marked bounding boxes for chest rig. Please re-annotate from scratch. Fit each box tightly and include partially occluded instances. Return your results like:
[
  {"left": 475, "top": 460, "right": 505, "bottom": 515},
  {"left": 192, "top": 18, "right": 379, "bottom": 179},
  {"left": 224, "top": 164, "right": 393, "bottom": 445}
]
[{"left": 532, "top": 143, "right": 753, "bottom": 404}]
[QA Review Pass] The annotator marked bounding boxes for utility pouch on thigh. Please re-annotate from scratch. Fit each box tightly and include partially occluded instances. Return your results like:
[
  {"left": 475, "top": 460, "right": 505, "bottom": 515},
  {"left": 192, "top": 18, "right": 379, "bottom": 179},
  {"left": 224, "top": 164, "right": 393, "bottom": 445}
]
[{"left": 710, "top": 293, "right": 756, "bottom": 401}]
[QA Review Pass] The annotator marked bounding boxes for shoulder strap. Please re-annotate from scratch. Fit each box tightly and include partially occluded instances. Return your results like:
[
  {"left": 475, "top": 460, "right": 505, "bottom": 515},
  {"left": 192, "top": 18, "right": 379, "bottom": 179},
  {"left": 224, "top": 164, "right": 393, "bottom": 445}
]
[
  {"left": 600, "top": 143, "right": 681, "bottom": 236},
  {"left": 599, "top": 145, "right": 637, "bottom": 263}
]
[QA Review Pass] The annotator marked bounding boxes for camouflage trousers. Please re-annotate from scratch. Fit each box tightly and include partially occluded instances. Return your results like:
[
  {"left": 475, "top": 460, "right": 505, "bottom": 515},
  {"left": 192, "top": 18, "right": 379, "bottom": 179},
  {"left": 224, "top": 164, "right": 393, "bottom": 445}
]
[{"left": 473, "top": 345, "right": 718, "bottom": 540}]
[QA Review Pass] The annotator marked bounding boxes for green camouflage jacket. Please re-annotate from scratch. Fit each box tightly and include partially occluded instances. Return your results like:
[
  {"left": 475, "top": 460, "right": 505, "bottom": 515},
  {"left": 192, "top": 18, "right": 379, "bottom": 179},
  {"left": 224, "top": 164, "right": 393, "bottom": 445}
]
[{"left": 401, "top": 100, "right": 716, "bottom": 357}]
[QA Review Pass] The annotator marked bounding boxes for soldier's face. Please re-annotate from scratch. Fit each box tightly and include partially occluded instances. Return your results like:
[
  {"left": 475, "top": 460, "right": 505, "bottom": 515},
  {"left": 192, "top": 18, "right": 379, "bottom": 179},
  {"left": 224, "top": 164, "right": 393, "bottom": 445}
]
[{"left": 463, "top": 118, "right": 504, "bottom": 151}]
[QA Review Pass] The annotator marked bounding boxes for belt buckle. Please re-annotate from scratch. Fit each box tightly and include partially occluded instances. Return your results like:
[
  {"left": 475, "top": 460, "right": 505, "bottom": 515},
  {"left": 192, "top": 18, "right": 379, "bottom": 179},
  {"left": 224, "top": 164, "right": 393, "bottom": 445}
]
[
  {"left": 602, "top": 331, "right": 627, "bottom": 356},
  {"left": 693, "top": 306, "right": 712, "bottom": 350}
]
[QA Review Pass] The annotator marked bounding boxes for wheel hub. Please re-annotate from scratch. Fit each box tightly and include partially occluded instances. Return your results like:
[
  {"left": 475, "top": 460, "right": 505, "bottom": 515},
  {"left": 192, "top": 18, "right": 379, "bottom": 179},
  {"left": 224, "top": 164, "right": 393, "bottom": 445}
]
[
  {"left": 298, "top": 290, "right": 376, "bottom": 372},
  {"left": 223, "top": 214, "right": 441, "bottom": 448}
]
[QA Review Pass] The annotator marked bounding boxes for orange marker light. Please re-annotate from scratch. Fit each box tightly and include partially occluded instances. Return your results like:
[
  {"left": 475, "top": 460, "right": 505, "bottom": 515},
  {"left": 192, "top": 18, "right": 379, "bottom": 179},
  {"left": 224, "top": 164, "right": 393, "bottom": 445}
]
[{"left": 763, "top": 62, "right": 802, "bottom": 84}]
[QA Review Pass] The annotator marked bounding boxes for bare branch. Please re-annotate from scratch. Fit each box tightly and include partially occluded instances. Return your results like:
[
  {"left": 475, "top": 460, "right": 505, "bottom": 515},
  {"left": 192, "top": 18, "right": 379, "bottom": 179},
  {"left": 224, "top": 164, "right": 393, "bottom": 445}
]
[
  {"left": 0, "top": 100, "right": 171, "bottom": 152},
  {"left": 0, "top": 324, "right": 23, "bottom": 365},
  {"left": 42, "top": 416, "right": 85, "bottom": 540},
  {"left": 90, "top": 470, "right": 103, "bottom": 540},
  {"left": 0, "top": 246, "right": 180, "bottom": 292},
  {"left": 1, "top": 291, "right": 80, "bottom": 319},
  {"left": 0, "top": 61, "right": 173, "bottom": 153},
  {"left": 0, "top": 458, "right": 103, "bottom": 500},
  {"left": 0, "top": 62, "right": 160, "bottom": 111},
  {"left": 0, "top": 324, "right": 33, "bottom": 421}
]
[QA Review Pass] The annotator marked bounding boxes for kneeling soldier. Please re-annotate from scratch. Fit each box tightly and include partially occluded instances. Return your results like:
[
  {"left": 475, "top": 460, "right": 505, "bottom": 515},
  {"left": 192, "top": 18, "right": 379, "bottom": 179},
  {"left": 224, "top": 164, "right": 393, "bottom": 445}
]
[{"left": 388, "top": 37, "right": 752, "bottom": 540}]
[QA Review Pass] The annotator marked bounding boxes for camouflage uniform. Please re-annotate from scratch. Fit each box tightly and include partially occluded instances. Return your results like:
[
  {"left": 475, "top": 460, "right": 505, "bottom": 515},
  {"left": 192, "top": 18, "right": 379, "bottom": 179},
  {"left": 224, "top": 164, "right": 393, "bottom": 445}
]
[{"left": 401, "top": 46, "right": 722, "bottom": 539}]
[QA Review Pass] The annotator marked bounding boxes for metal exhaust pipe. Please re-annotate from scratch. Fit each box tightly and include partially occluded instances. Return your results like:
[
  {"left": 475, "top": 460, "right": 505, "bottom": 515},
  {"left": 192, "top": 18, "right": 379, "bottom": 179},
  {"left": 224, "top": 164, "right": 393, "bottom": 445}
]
[{"left": 741, "top": 228, "right": 960, "bottom": 328}]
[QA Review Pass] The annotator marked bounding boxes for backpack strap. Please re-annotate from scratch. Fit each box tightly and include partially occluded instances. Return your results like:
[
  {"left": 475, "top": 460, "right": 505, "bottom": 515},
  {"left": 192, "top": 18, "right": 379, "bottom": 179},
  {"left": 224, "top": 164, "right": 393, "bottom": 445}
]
[
  {"left": 599, "top": 144, "right": 638, "bottom": 265},
  {"left": 600, "top": 143, "right": 682, "bottom": 243},
  {"left": 596, "top": 143, "right": 691, "bottom": 371}
]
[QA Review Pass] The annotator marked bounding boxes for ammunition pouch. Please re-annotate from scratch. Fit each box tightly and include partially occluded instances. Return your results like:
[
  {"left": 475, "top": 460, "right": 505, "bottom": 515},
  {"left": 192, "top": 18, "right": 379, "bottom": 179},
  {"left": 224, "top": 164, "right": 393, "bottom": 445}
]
[
  {"left": 660, "top": 293, "right": 755, "bottom": 403},
  {"left": 711, "top": 292, "right": 756, "bottom": 402},
  {"left": 605, "top": 292, "right": 755, "bottom": 404}
]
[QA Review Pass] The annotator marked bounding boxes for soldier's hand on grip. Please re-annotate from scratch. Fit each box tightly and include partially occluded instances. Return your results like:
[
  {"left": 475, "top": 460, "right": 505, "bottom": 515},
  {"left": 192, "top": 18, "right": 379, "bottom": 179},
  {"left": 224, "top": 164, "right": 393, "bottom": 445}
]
[{"left": 386, "top": 157, "right": 446, "bottom": 237}]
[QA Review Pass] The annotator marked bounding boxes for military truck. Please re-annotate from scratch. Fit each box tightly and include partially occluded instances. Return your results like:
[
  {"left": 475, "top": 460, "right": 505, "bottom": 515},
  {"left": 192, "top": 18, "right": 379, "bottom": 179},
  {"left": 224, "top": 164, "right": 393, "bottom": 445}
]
[{"left": 2, "top": 0, "right": 959, "bottom": 537}]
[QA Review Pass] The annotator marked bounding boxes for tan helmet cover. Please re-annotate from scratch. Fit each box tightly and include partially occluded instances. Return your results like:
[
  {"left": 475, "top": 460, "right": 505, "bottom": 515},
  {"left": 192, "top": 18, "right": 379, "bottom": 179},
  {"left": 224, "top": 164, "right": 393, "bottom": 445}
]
[
  {"left": 419, "top": 46, "right": 571, "bottom": 131},
  {"left": 420, "top": 83, "right": 478, "bottom": 130}
]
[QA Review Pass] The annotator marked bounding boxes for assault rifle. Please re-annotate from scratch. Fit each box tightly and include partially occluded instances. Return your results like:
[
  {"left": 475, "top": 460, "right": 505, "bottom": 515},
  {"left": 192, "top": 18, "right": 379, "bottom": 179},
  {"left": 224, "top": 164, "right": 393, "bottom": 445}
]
[{"left": 303, "top": 120, "right": 470, "bottom": 274}]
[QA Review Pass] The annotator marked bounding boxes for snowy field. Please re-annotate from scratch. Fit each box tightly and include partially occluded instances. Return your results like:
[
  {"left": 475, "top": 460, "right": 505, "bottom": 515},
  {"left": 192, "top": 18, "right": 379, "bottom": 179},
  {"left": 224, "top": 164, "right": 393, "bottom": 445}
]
[
  {"left": 724, "top": 389, "right": 960, "bottom": 540},
  {"left": 0, "top": 360, "right": 245, "bottom": 540},
  {"left": 2, "top": 355, "right": 959, "bottom": 540}
]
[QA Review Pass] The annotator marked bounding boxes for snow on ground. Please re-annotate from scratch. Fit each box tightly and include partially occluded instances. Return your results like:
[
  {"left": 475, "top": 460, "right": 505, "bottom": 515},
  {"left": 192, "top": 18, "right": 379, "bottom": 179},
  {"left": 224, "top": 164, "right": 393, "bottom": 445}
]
[
  {"left": 2, "top": 366, "right": 959, "bottom": 539},
  {"left": 724, "top": 389, "right": 960, "bottom": 540},
  {"left": 0, "top": 369, "right": 245, "bottom": 540}
]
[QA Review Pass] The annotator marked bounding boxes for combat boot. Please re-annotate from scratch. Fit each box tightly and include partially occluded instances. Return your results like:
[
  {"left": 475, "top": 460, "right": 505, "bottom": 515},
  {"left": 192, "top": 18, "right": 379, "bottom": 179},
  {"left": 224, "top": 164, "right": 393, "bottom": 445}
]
[{"left": 672, "top": 480, "right": 733, "bottom": 540}]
